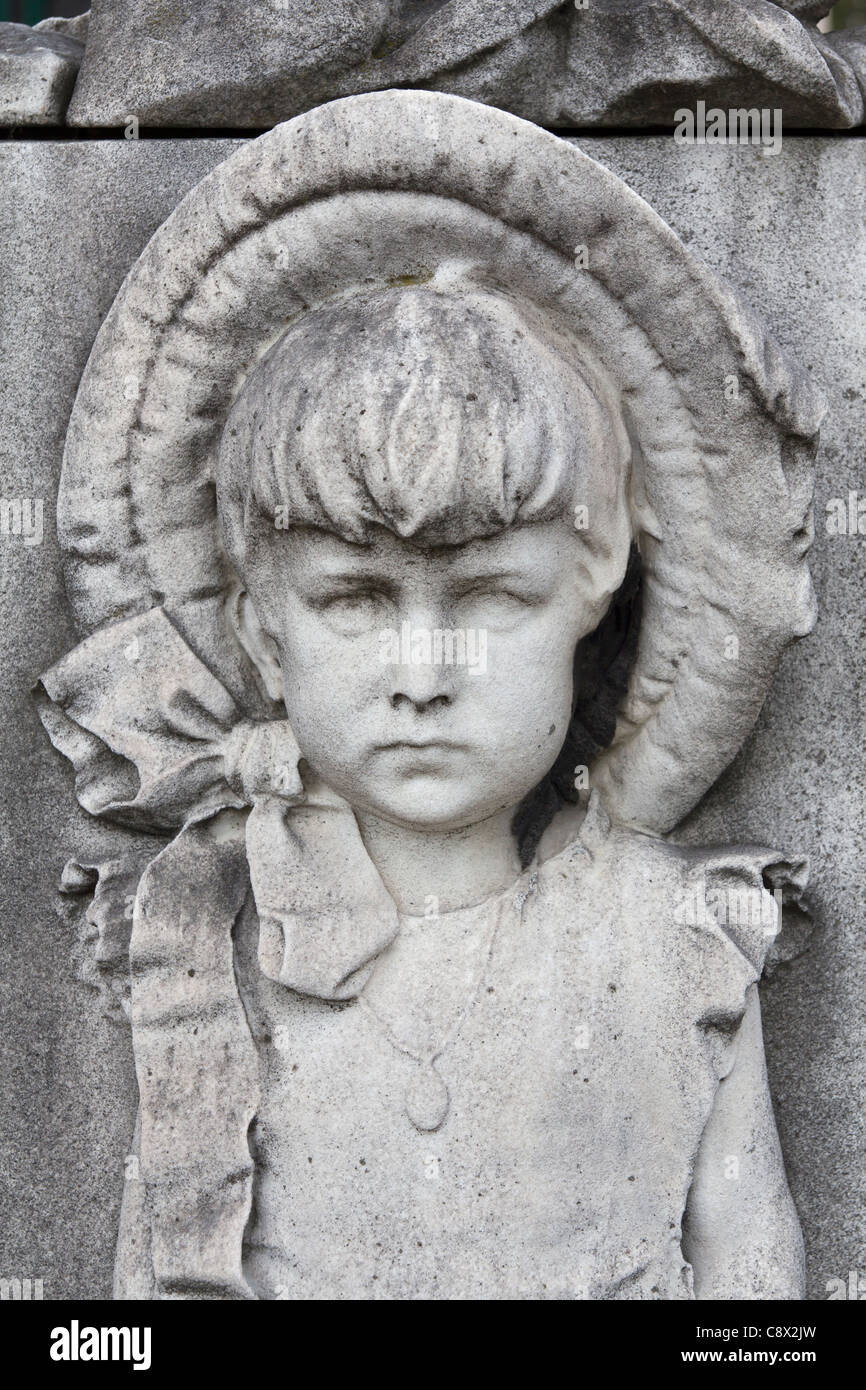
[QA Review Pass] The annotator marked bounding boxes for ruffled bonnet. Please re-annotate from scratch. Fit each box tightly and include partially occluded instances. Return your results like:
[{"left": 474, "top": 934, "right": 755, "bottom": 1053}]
[{"left": 36, "top": 91, "right": 822, "bottom": 1298}]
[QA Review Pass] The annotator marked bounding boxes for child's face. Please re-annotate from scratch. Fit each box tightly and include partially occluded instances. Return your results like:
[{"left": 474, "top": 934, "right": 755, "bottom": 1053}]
[{"left": 246, "top": 518, "right": 605, "bottom": 831}]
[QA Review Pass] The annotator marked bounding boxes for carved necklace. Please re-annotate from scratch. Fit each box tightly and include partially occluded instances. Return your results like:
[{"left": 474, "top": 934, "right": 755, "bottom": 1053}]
[{"left": 356, "top": 874, "right": 536, "bottom": 1133}]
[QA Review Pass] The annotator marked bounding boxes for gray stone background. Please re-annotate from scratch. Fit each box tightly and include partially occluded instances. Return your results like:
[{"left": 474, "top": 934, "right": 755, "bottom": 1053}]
[{"left": 0, "top": 132, "right": 863, "bottom": 1300}]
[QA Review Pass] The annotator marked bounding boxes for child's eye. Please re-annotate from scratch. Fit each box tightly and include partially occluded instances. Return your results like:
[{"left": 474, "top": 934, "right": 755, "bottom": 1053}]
[
  {"left": 314, "top": 590, "right": 389, "bottom": 614},
  {"left": 458, "top": 585, "right": 538, "bottom": 608}
]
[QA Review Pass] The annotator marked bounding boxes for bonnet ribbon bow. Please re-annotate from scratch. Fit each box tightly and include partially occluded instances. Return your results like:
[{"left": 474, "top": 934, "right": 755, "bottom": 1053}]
[{"left": 36, "top": 605, "right": 400, "bottom": 1001}]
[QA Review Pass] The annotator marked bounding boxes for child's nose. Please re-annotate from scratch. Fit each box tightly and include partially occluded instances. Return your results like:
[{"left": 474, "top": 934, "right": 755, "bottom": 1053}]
[
  {"left": 385, "top": 606, "right": 459, "bottom": 711},
  {"left": 388, "top": 661, "right": 454, "bottom": 713}
]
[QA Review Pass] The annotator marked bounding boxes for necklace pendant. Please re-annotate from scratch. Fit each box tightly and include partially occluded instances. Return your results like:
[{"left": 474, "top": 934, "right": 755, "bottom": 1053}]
[{"left": 404, "top": 1061, "right": 449, "bottom": 1132}]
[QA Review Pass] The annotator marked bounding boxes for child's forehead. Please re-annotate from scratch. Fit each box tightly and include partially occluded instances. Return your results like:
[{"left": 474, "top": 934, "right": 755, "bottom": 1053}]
[{"left": 275, "top": 520, "right": 578, "bottom": 576}]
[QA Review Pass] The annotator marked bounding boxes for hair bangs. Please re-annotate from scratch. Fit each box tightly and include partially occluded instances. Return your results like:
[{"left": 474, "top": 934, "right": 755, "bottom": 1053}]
[{"left": 218, "top": 283, "right": 629, "bottom": 566}]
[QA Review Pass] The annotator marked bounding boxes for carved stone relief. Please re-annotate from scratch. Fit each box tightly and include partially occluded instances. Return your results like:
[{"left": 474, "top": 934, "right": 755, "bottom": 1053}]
[
  {"left": 33, "top": 90, "right": 823, "bottom": 1299},
  {"left": 55, "top": 2, "right": 866, "bottom": 129}
]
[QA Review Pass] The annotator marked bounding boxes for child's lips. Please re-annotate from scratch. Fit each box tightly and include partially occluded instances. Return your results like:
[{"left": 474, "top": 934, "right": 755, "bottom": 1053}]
[
  {"left": 374, "top": 738, "right": 469, "bottom": 767},
  {"left": 375, "top": 738, "right": 466, "bottom": 752}
]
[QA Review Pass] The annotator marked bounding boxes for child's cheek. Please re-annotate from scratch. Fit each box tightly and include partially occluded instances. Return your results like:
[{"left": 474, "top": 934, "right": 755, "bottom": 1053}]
[
  {"left": 491, "top": 603, "right": 579, "bottom": 695},
  {"left": 276, "top": 619, "right": 380, "bottom": 727}
]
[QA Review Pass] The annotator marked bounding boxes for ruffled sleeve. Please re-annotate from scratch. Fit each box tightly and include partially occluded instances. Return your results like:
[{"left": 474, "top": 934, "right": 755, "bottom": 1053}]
[
  {"left": 676, "top": 842, "right": 809, "bottom": 968},
  {"left": 668, "top": 840, "right": 811, "bottom": 1063}
]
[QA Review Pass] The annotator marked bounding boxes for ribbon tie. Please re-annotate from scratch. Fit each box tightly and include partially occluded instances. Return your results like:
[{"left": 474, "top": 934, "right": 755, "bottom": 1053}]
[{"left": 36, "top": 605, "right": 399, "bottom": 1000}]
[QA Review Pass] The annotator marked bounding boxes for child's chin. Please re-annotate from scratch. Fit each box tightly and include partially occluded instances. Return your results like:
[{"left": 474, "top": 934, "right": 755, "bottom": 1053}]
[{"left": 366, "top": 780, "right": 499, "bottom": 831}]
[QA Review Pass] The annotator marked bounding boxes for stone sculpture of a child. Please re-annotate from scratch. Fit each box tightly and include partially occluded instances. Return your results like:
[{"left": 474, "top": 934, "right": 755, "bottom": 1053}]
[
  {"left": 37, "top": 92, "right": 818, "bottom": 1301},
  {"left": 106, "top": 286, "right": 799, "bottom": 1300}
]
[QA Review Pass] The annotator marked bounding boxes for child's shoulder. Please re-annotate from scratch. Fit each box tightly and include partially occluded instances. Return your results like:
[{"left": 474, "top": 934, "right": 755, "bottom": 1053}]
[{"left": 537, "top": 794, "right": 808, "bottom": 1010}]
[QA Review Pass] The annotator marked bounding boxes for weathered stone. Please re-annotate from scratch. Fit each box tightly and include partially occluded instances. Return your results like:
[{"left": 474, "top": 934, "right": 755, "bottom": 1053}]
[
  {"left": 19, "top": 90, "right": 828, "bottom": 1301},
  {"left": 582, "top": 133, "right": 866, "bottom": 1307},
  {"left": 35, "top": 13, "right": 91, "bottom": 45},
  {"left": 65, "top": 0, "right": 866, "bottom": 130},
  {"left": 2, "top": 111, "right": 864, "bottom": 1304},
  {"left": 0, "top": 21, "right": 84, "bottom": 126},
  {"left": 0, "top": 136, "right": 246, "bottom": 1300}
]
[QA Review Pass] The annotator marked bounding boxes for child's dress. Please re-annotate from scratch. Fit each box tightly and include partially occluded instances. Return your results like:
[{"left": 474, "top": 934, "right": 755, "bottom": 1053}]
[{"left": 113, "top": 793, "right": 799, "bottom": 1300}]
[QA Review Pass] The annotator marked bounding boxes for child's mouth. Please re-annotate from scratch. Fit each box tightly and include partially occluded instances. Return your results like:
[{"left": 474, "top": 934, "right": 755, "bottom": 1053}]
[
  {"left": 380, "top": 739, "right": 463, "bottom": 750},
  {"left": 375, "top": 739, "right": 468, "bottom": 769}
]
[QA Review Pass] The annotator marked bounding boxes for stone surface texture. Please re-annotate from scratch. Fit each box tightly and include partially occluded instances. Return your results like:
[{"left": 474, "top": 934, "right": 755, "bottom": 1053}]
[
  {"left": 61, "top": 0, "right": 866, "bottom": 130},
  {"left": 34, "top": 15, "right": 91, "bottom": 44},
  {"left": 39, "top": 92, "right": 816, "bottom": 1300},
  {"left": 583, "top": 134, "right": 866, "bottom": 1307},
  {"left": 0, "top": 139, "right": 246, "bottom": 1302},
  {"left": 0, "top": 20, "right": 84, "bottom": 126},
  {"left": 1, "top": 100, "right": 863, "bottom": 1299}
]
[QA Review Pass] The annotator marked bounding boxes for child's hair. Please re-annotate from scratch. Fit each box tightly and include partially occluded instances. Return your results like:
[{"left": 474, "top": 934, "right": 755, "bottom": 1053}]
[
  {"left": 216, "top": 282, "right": 631, "bottom": 601},
  {"left": 216, "top": 282, "right": 640, "bottom": 861}
]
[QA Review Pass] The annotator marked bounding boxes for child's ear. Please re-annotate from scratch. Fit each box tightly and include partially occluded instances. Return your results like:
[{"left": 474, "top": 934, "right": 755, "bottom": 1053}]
[{"left": 228, "top": 587, "right": 284, "bottom": 703}]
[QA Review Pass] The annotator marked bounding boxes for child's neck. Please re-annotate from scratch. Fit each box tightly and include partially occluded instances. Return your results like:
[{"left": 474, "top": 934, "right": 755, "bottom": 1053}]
[{"left": 354, "top": 806, "right": 524, "bottom": 917}]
